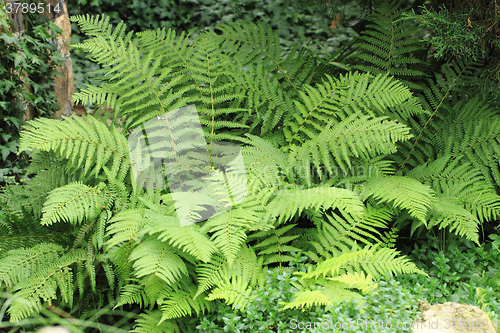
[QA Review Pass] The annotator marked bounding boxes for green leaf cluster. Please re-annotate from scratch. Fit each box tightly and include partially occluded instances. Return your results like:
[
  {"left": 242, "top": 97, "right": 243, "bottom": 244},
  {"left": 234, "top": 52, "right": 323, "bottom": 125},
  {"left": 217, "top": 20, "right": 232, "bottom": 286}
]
[
  {"left": 0, "top": 0, "right": 64, "bottom": 185},
  {"left": 2, "top": 2, "right": 500, "bottom": 330}
]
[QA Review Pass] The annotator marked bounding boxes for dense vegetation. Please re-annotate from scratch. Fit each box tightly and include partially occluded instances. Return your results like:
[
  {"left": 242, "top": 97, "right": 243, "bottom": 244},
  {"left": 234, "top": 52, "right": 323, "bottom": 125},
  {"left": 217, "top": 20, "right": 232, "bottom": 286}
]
[
  {"left": 0, "top": 0, "right": 64, "bottom": 184},
  {"left": 1, "top": 0, "right": 499, "bottom": 332}
]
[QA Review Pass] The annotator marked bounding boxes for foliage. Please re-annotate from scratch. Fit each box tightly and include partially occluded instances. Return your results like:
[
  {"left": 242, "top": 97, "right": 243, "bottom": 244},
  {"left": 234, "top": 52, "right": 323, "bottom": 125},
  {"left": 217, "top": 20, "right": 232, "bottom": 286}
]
[
  {"left": 403, "top": 0, "right": 500, "bottom": 101},
  {"left": 405, "top": 1, "right": 499, "bottom": 62},
  {"left": 349, "top": 0, "right": 500, "bottom": 243},
  {"left": 0, "top": 14, "right": 436, "bottom": 331},
  {"left": 349, "top": 0, "right": 429, "bottom": 90},
  {"left": 66, "top": 0, "right": 360, "bottom": 93},
  {"left": 398, "top": 232, "right": 500, "bottom": 323},
  {"left": 194, "top": 233, "right": 500, "bottom": 332},
  {"left": 0, "top": 0, "right": 64, "bottom": 186},
  {"left": 2, "top": 0, "right": 500, "bottom": 331}
]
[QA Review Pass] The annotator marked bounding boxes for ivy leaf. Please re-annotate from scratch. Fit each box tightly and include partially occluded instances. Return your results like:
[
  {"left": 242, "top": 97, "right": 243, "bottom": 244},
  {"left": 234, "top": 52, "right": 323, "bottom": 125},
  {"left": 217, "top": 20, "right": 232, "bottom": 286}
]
[
  {"left": 1, "top": 141, "right": 19, "bottom": 161},
  {"left": 4, "top": 116, "right": 22, "bottom": 129},
  {"left": 0, "top": 33, "right": 19, "bottom": 44}
]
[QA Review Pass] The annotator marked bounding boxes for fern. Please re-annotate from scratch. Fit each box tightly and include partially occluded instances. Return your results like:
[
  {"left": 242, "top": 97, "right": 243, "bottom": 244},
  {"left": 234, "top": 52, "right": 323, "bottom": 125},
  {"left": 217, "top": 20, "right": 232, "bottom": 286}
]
[
  {"left": 131, "top": 310, "right": 184, "bottom": 333},
  {"left": 249, "top": 224, "right": 302, "bottom": 265},
  {"left": 6, "top": 248, "right": 88, "bottom": 321},
  {"left": 349, "top": 0, "right": 429, "bottom": 89},
  {"left": 0, "top": 211, "right": 54, "bottom": 255},
  {"left": 159, "top": 283, "right": 211, "bottom": 323},
  {"left": 4, "top": 13, "right": 480, "bottom": 328},
  {"left": 362, "top": 175, "right": 434, "bottom": 223},
  {"left": 18, "top": 115, "right": 131, "bottom": 183},
  {"left": 285, "top": 72, "right": 415, "bottom": 145},
  {"left": 128, "top": 237, "right": 188, "bottom": 286},
  {"left": 40, "top": 182, "right": 111, "bottom": 226},
  {"left": 195, "top": 245, "right": 264, "bottom": 300},
  {"left": 282, "top": 245, "right": 425, "bottom": 309},
  {"left": 70, "top": 14, "right": 193, "bottom": 132},
  {"left": 389, "top": 58, "right": 500, "bottom": 239}
]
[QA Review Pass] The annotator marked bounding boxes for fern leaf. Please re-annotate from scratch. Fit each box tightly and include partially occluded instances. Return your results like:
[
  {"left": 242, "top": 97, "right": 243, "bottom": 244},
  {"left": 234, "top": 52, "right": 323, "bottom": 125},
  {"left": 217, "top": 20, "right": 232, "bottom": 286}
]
[
  {"left": 143, "top": 210, "right": 217, "bottom": 263},
  {"left": 205, "top": 276, "right": 252, "bottom": 309},
  {"left": 131, "top": 310, "right": 182, "bottom": 333},
  {"left": 18, "top": 115, "right": 130, "bottom": 182},
  {"left": 40, "top": 182, "right": 111, "bottom": 226},
  {"left": 106, "top": 209, "right": 148, "bottom": 248},
  {"left": 8, "top": 249, "right": 87, "bottom": 321},
  {"left": 362, "top": 176, "right": 433, "bottom": 222},
  {"left": 328, "top": 271, "right": 377, "bottom": 293},
  {"left": 349, "top": 0, "right": 429, "bottom": 88},
  {"left": 129, "top": 237, "right": 188, "bottom": 286},
  {"left": 159, "top": 284, "right": 211, "bottom": 322},
  {"left": 267, "top": 186, "right": 365, "bottom": 225}
]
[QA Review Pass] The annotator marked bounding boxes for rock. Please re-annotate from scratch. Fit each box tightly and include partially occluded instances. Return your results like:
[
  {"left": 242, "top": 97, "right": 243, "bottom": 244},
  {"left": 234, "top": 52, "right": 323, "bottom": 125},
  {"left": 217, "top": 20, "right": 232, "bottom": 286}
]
[
  {"left": 36, "top": 326, "right": 71, "bottom": 333},
  {"left": 413, "top": 300, "right": 498, "bottom": 333}
]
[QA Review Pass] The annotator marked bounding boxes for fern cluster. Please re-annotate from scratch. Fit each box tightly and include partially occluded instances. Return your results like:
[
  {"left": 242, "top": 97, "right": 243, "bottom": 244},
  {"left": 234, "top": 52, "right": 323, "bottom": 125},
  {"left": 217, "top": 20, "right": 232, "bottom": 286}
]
[{"left": 1, "top": 4, "right": 500, "bottom": 332}]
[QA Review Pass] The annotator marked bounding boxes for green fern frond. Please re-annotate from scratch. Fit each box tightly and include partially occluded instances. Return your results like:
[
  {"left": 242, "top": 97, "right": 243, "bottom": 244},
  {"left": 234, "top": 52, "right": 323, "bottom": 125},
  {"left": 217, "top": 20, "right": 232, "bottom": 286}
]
[
  {"left": 328, "top": 271, "right": 377, "bottom": 293},
  {"left": 225, "top": 63, "right": 292, "bottom": 136},
  {"left": 159, "top": 284, "right": 211, "bottom": 322},
  {"left": 115, "top": 283, "right": 148, "bottom": 308},
  {"left": 283, "top": 278, "right": 363, "bottom": 310},
  {"left": 362, "top": 175, "right": 433, "bottom": 222},
  {"left": 215, "top": 20, "right": 281, "bottom": 71},
  {"left": 0, "top": 243, "right": 65, "bottom": 288},
  {"left": 129, "top": 237, "right": 188, "bottom": 286},
  {"left": 276, "top": 45, "right": 316, "bottom": 94},
  {"left": 70, "top": 14, "right": 127, "bottom": 39},
  {"left": 70, "top": 84, "right": 120, "bottom": 110},
  {"left": 427, "top": 197, "right": 479, "bottom": 244},
  {"left": 302, "top": 245, "right": 426, "bottom": 280},
  {"left": 70, "top": 14, "right": 194, "bottom": 132},
  {"left": 131, "top": 310, "right": 183, "bottom": 333},
  {"left": 445, "top": 118, "right": 500, "bottom": 189},
  {"left": 205, "top": 276, "right": 252, "bottom": 309},
  {"left": 0, "top": 211, "right": 54, "bottom": 254},
  {"left": 187, "top": 34, "right": 248, "bottom": 143},
  {"left": 18, "top": 164, "right": 76, "bottom": 220},
  {"left": 143, "top": 210, "right": 217, "bottom": 263},
  {"left": 293, "top": 114, "right": 412, "bottom": 177},
  {"left": 40, "top": 182, "right": 111, "bottom": 226},
  {"left": 379, "top": 226, "right": 399, "bottom": 249},
  {"left": 250, "top": 224, "right": 302, "bottom": 265},
  {"left": 287, "top": 72, "right": 414, "bottom": 146},
  {"left": 349, "top": 0, "right": 429, "bottom": 88},
  {"left": 143, "top": 274, "right": 169, "bottom": 305},
  {"left": 136, "top": 27, "right": 193, "bottom": 71},
  {"left": 18, "top": 115, "right": 130, "bottom": 182},
  {"left": 407, "top": 155, "right": 500, "bottom": 225},
  {"left": 112, "top": 243, "right": 134, "bottom": 285},
  {"left": 336, "top": 72, "right": 415, "bottom": 117},
  {"left": 106, "top": 209, "right": 148, "bottom": 248},
  {"left": 266, "top": 186, "right": 365, "bottom": 225},
  {"left": 396, "top": 59, "right": 480, "bottom": 172},
  {"left": 308, "top": 204, "right": 393, "bottom": 258},
  {"left": 195, "top": 245, "right": 263, "bottom": 299},
  {"left": 7, "top": 248, "right": 88, "bottom": 321},
  {"left": 284, "top": 289, "right": 332, "bottom": 309},
  {"left": 202, "top": 208, "right": 256, "bottom": 265}
]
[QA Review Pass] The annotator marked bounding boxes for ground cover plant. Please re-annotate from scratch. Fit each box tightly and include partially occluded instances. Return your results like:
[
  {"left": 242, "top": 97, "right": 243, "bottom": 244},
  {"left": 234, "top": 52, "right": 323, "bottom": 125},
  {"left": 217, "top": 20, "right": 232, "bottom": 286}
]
[
  {"left": 192, "top": 233, "right": 500, "bottom": 332},
  {"left": 1, "top": 0, "right": 500, "bottom": 332}
]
